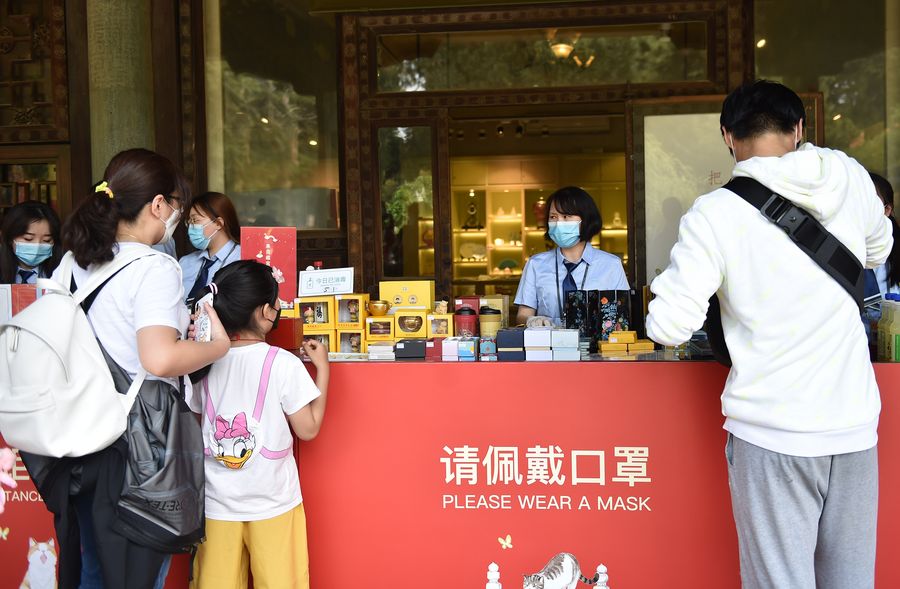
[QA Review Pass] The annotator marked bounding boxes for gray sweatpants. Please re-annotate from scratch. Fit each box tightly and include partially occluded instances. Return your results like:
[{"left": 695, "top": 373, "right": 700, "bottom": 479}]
[{"left": 725, "top": 434, "right": 878, "bottom": 589}]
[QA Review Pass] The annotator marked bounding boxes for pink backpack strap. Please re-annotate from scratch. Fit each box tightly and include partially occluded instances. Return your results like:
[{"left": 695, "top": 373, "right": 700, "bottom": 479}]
[{"left": 253, "top": 346, "right": 279, "bottom": 422}]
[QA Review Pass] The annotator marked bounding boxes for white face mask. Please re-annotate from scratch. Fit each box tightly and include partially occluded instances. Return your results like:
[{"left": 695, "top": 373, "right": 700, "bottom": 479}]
[{"left": 156, "top": 199, "right": 181, "bottom": 245}]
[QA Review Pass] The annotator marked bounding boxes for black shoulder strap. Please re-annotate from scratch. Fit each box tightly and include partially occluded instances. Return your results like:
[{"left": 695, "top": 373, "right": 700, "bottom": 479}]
[
  {"left": 724, "top": 176, "right": 865, "bottom": 310},
  {"left": 72, "top": 259, "right": 143, "bottom": 314}
]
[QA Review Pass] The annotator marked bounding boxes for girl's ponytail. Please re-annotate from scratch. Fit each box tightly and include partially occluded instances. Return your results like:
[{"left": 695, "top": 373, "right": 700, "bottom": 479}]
[
  {"left": 61, "top": 148, "right": 190, "bottom": 268},
  {"left": 63, "top": 187, "right": 119, "bottom": 267}
]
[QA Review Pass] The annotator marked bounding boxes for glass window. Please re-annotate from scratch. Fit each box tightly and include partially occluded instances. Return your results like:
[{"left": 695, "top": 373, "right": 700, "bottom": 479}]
[
  {"left": 0, "top": 163, "right": 57, "bottom": 213},
  {"left": 376, "top": 22, "right": 708, "bottom": 93},
  {"left": 378, "top": 127, "right": 435, "bottom": 278},
  {"left": 204, "top": 0, "right": 340, "bottom": 229},
  {"left": 755, "top": 0, "right": 899, "bottom": 188}
]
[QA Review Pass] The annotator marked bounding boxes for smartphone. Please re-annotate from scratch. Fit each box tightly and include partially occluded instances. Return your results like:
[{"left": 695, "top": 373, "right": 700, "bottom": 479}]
[{"left": 193, "top": 292, "right": 215, "bottom": 342}]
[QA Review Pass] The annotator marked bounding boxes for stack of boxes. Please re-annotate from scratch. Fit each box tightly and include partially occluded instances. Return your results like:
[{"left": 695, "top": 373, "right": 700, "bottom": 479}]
[
  {"left": 383, "top": 280, "right": 434, "bottom": 362},
  {"left": 366, "top": 340, "right": 396, "bottom": 361},
  {"left": 524, "top": 327, "right": 552, "bottom": 362},
  {"left": 296, "top": 296, "right": 336, "bottom": 351},
  {"left": 600, "top": 331, "right": 656, "bottom": 356},
  {"left": 497, "top": 328, "right": 525, "bottom": 361}
]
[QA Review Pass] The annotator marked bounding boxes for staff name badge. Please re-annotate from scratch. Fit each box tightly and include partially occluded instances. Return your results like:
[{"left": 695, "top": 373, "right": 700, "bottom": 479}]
[{"left": 299, "top": 267, "right": 354, "bottom": 296}]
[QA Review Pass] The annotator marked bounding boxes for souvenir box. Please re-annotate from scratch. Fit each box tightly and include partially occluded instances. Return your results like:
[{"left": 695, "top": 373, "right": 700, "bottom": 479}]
[
  {"left": 552, "top": 349, "right": 581, "bottom": 362},
  {"left": 297, "top": 296, "right": 335, "bottom": 330},
  {"left": 425, "top": 338, "right": 444, "bottom": 362},
  {"left": 442, "top": 337, "right": 461, "bottom": 361},
  {"left": 496, "top": 328, "right": 526, "bottom": 362},
  {"left": 336, "top": 329, "right": 365, "bottom": 354},
  {"left": 498, "top": 350, "right": 525, "bottom": 362},
  {"left": 266, "top": 316, "right": 303, "bottom": 351},
  {"left": 367, "top": 341, "right": 396, "bottom": 361},
  {"left": 458, "top": 337, "right": 479, "bottom": 362},
  {"left": 303, "top": 330, "right": 335, "bottom": 351},
  {"left": 426, "top": 314, "right": 454, "bottom": 338},
  {"left": 479, "top": 337, "right": 497, "bottom": 362},
  {"left": 366, "top": 317, "right": 395, "bottom": 341},
  {"left": 551, "top": 328, "right": 580, "bottom": 350},
  {"left": 496, "top": 327, "right": 525, "bottom": 350},
  {"left": 394, "top": 309, "right": 428, "bottom": 339},
  {"left": 335, "top": 294, "right": 369, "bottom": 330},
  {"left": 523, "top": 326, "right": 552, "bottom": 349},
  {"left": 564, "top": 290, "right": 600, "bottom": 342},
  {"left": 608, "top": 331, "right": 638, "bottom": 344},
  {"left": 379, "top": 280, "right": 435, "bottom": 310},
  {"left": 395, "top": 339, "right": 427, "bottom": 360},
  {"left": 454, "top": 296, "right": 480, "bottom": 313},
  {"left": 526, "top": 349, "right": 553, "bottom": 362},
  {"left": 241, "top": 227, "right": 297, "bottom": 310},
  {"left": 479, "top": 294, "right": 510, "bottom": 327}
]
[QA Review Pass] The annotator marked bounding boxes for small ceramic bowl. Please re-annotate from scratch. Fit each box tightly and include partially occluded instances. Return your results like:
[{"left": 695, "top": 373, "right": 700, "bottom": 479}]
[{"left": 367, "top": 300, "right": 391, "bottom": 316}]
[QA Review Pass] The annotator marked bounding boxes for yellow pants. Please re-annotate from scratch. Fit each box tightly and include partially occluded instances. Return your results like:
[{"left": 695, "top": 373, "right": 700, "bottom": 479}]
[{"left": 192, "top": 503, "right": 309, "bottom": 589}]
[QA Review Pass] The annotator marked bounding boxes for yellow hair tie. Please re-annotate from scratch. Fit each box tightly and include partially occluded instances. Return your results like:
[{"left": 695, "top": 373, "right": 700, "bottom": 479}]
[{"left": 95, "top": 181, "right": 114, "bottom": 199}]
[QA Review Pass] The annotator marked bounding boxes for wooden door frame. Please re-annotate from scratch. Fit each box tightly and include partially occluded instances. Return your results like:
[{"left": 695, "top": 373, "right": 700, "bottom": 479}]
[{"left": 341, "top": 0, "right": 754, "bottom": 292}]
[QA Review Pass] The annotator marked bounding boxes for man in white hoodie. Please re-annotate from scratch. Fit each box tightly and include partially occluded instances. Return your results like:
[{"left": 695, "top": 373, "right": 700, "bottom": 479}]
[{"left": 646, "top": 80, "right": 893, "bottom": 588}]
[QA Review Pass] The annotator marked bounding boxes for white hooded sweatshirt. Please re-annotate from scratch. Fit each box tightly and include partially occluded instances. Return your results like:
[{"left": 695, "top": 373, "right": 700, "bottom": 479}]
[{"left": 646, "top": 144, "right": 893, "bottom": 457}]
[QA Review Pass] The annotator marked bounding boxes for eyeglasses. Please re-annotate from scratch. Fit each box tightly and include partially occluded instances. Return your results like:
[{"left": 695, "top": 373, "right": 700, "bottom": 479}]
[{"left": 164, "top": 195, "right": 184, "bottom": 216}]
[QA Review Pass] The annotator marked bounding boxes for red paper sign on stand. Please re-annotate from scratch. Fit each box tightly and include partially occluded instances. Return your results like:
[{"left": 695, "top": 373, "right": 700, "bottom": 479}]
[{"left": 240, "top": 227, "right": 297, "bottom": 307}]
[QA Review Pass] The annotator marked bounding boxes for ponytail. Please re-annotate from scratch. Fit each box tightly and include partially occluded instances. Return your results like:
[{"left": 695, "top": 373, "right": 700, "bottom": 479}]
[{"left": 62, "top": 148, "right": 191, "bottom": 267}]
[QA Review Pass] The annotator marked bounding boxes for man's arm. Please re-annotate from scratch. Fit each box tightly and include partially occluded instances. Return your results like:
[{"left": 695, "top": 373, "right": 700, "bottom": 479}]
[{"left": 646, "top": 207, "right": 725, "bottom": 346}]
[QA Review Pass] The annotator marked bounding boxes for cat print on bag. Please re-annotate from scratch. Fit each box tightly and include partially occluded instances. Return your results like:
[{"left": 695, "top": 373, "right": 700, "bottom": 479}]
[
  {"left": 211, "top": 412, "right": 257, "bottom": 470},
  {"left": 19, "top": 538, "right": 57, "bottom": 589},
  {"left": 523, "top": 552, "right": 599, "bottom": 589}
]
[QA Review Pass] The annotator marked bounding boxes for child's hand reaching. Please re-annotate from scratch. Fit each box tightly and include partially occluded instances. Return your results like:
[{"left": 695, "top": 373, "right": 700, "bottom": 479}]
[{"left": 301, "top": 339, "right": 329, "bottom": 369}]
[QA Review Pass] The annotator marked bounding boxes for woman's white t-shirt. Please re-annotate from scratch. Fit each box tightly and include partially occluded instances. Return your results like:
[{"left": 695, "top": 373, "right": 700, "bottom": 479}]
[
  {"left": 188, "top": 344, "right": 321, "bottom": 522},
  {"left": 54, "top": 242, "right": 189, "bottom": 389}
]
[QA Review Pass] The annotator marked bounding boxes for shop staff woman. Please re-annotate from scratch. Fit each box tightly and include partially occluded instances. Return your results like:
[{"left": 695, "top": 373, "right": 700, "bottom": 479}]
[
  {"left": 179, "top": 191, "right": 241, "bottom": 306},
  {"left": 515, "top": 186, "right": 629, "bottom": 325}
]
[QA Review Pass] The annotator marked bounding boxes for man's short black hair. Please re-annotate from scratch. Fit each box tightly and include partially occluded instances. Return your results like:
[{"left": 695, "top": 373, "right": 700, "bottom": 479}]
[
  {"left": 720, "top": 80, "right": 805, "bottom": 140},
  {"left": 545, "top": 186, "right": 602, "bottom": 243}
]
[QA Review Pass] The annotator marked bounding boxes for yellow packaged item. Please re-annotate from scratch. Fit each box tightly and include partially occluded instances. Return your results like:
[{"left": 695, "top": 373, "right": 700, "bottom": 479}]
[
  {"left": 297, "top": 296, "right": 336, "bottom": 330},
  {"left": 628, "top": 340, "right": 655, "bottom": 352},
  {"left": 379, "top": 280, "right": 435, "bottom": 309},
  {"left": 335, "top": 294, "right": 369, "bottom": 329},
  {"left": 600, "top": 342, "right": 628, "bottom": 353},
  {"left": 607, "top": 331, "right": 637, "bottom": 344}
]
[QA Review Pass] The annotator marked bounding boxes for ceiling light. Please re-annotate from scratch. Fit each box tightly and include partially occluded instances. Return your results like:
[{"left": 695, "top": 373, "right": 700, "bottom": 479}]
[
  {"left": 260, "top": 117, "right": 269, "bottom": 124},
  {"left": 496, "top": 125, "right": 504, "bottom": 137},
  {"left": 469, "top": 189, "right": 475, "bottom": 197},
  {"left": 756, "top": 39, "right": 766, "bottom": 48},
  {"left": 832, "top": 114, "right": 842, "bottom": 121},
  {"left": 308, "top": 139, "right": 318, "bottom": 146},
  {"left": 550, "top": 42, "right": 574, "bottom": 59}
]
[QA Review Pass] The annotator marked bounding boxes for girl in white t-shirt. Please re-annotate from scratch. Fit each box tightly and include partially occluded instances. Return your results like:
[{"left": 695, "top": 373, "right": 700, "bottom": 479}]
[
  {"left": 188, "top": 260, "right": 330, "bottom": 589},
  {"left": 49, "top": 148, "right": 232, "bottom": 589}
]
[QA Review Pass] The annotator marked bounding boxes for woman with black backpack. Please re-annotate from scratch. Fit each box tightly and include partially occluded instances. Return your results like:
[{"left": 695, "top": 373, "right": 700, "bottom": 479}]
[{"left": 29, "top": 148, "right": 231, "bottom": 588}]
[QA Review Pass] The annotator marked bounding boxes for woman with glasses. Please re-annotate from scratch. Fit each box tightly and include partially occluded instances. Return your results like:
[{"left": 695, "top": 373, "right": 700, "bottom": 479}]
[
  {"left": 36, "top": 148, "right": 231, "bottom": 588},
  {"left": 179, "top": 191, "right": 242, "bottom": 307}
]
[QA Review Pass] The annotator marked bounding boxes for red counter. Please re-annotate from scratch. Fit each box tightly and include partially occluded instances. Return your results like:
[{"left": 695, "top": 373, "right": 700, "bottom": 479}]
[{"left": 3, "top": 362, "right": 900, "bottom": 588}]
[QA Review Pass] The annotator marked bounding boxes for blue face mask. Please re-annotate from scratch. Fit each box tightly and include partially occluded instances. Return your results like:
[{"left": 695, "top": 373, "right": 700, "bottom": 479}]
[
  {"left": 188, "top": 221, "right": 219, "bottom": 251},
  {"left": 548, "top": 221, "right": 581, "bottom": 248},
  {"left": 15, "top": 242, "right": 53, "bottom": 268}
]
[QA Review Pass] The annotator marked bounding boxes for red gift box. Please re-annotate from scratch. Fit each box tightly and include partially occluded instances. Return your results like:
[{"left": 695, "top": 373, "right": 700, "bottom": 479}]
[
  {"left": 266, "top": 316, "right": 304, "bottom": 351},
  {"left": 453, "top": 296, "right": 480, "bottom": 313},
  {"left": 425, "top": 338, "right": 444, "bottom": 362},
  {"left": 241, "top": 227, "right": 297, "bottom": 307},
  {"left": 11, "top": 284, "right": 37, "bottom": 315}
]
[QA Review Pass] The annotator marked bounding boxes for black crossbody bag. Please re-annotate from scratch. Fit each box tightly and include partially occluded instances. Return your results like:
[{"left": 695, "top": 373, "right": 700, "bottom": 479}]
[{"left": 706, "top": 176, "right": 865, "bottom": 366}]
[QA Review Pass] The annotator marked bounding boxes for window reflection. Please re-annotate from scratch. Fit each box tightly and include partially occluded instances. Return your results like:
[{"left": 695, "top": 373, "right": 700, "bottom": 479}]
[
  {"left": 377, "top": 22, "right": 708, "bottom": 93},
  {"left": 378, "top": 127, "right": 435, "bottom": 278},
  {"left": 204, "top": 0, "right": 340, "bottom": 229}
]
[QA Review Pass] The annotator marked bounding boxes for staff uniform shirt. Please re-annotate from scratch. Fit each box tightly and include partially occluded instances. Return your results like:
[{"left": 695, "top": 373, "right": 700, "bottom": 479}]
[
  {"left": 188, "top": 344, "right": 321, "bottom": 521},
  {"left": 53, "top": 242, "right": 190, "bottom": 390},
  {"left": 179, "top": 240, "right": 241, "bottom": 296},
  {"left": 874, "top": 263, "right": 900, "bottom": 296},
  {"left": 514, "top": 242, "right": 629, "bottom": 323},
  {"left": 14, "top": 267, "right": 45, "bottom": 284}
]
